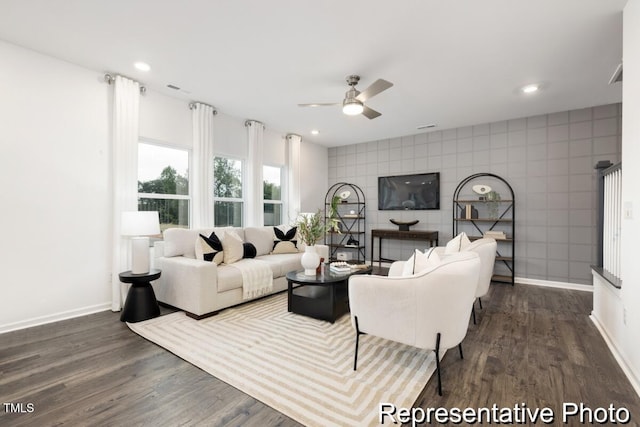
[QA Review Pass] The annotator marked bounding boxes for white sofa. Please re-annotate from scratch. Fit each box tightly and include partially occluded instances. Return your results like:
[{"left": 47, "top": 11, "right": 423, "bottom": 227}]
[{"left": 153, "top": 226, "right": 304, "bottom": 319}]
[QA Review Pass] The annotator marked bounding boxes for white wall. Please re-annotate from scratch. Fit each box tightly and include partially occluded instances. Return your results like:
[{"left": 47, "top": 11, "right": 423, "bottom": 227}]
[
  {"left": 618, "top": 0, "right": 640, "bottom": 394},
  {"left": 213, "top": 113, "right": 246, "bottom": 158},
  {"left": 140, "top": 90, "right": 191, "bottom": 147},
  {"left": 300, "top": 139, "right": 328, "bottom": 212},
  {"left": 0, "top": 40, "right": 111, "bottom": 331},
  {"left": 264, "top": 128, "right": 286, "bottom": 166}
]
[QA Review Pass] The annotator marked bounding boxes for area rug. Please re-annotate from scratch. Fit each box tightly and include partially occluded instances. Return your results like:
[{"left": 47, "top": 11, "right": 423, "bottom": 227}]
[{"left": 128, "top": 293, "right": 440, "bottom": 426}]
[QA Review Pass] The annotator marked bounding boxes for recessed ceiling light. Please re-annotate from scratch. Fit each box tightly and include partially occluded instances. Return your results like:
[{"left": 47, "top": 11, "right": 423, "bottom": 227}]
[
  {"left": 311, "top": 130, "right": 320, "bottom": 135},
  {"left": 522, "top": 84, "right": 539, "bottom": 94},
  {"left": 134, "top": 61, "right": 151, "bottom": 72}
]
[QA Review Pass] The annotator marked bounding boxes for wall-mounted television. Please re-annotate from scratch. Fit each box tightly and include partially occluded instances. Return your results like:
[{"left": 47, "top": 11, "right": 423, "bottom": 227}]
[{"left": 378, "top": 172, "right": 440, "bottom": 210}]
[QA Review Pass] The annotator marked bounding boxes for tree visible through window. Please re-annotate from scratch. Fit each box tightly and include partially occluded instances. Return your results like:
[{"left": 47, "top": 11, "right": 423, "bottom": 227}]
[
  {"left": 214, "top": 157, "right": 243, "bottom": 227},
  {"left": 138, "top": 142, "right": 190, "bottom": 230},
  {"left": 263, "top": 165, "right": 282, "bottom": 226}
]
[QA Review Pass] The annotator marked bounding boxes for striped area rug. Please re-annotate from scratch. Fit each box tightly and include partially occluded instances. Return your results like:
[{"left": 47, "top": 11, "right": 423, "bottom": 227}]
[{"left": 128, "top": 293, "right": 439, "bottom": 426}]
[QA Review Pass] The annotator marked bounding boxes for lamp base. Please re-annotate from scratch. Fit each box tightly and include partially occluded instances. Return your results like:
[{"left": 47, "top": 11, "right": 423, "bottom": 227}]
[{"left": 131, "top": 236, "right": 150, "bottom": 274}]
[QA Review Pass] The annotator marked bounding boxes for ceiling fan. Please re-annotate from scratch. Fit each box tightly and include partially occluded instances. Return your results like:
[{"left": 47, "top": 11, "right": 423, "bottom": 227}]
[{"left": 298, "top": 75, "right": 393, "bottom": 119}]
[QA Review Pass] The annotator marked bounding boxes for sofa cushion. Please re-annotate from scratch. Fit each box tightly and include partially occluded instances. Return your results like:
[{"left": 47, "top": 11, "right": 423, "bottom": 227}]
[
  {"left": 244, "top": 226, "right": 275, "bottom": 256},
  {"left": 164, "top": 228, "right": 213, "bottom": 258},
  {"left": 222, "top": 230, "right": 244, "bottom": 264},
  {"left": 256, "top": 253, "right": 303, "bottom": 278},
  {"left": 195, "top": 232, "right": 224, "bottom": 265},
  {"left": 216, "top": 264, "right": 244, "bottom": 292}
]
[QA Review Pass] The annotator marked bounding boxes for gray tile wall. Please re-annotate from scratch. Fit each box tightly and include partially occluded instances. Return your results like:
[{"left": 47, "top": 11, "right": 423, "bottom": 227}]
[{"left": 328, "top": 103, "right": 621, "bottom": 285}]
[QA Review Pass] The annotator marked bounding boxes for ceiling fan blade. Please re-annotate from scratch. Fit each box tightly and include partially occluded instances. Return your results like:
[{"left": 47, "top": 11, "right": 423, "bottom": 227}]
[
  {"left": 356, "top": 79, "right": 393, "bottom": 102},
  {"left": 361, "top": 105, "right": 381, "bottom": 119},
  {"left": 297, "top": 103, "right": 339, "bottom": 107}
]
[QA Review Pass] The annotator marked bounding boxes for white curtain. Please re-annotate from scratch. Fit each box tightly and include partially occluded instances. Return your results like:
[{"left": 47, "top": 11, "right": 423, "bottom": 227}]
[
  {"left": 287, "top": 134, "right": 302, "bottom": 224},
  {"left": 191, "top": 103, "right": 215, "bottom": 228},
  {"left": 111, "top": 76, "right": 140, "bottom": 311},
  {"left": 246, "top": 120, "right": 264, "bottom": 226}
]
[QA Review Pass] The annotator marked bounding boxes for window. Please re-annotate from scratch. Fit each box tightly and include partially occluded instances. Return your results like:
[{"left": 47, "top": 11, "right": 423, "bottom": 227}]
[
  {"left": 214, "top": 156, "right": 243, "bottom": 226},
  {"left": 263, "top": 165, "right": 283, "bottom": 226},
  {"left": 138, "top": 142, "right": 190, "bottom": 230}
]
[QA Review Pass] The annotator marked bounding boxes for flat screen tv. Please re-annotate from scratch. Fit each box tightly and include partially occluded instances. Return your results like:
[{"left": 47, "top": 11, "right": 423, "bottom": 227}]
[{"left": 378, "top": 172, "right": 440, "bottom": 210}]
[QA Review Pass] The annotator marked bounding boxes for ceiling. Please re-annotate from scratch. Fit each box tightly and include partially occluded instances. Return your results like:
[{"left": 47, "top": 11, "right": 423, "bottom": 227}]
[{"left": 0, "top": 0, "right": 626, "bottom": 147}]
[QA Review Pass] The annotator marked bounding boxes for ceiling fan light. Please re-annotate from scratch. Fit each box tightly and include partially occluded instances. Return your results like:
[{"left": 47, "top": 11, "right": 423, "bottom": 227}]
[{"left": 343, "top": 99, "right": 363, "bottom": 115}]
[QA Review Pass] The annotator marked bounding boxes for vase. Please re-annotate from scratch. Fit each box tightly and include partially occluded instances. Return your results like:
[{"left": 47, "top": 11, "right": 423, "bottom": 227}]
[{"left": 301, "top": 245, "right": 321, "bottom": 275}]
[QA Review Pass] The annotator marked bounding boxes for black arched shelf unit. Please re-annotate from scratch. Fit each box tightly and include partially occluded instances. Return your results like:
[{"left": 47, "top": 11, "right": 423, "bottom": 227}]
[
  {"left": 453, "top": 173, "right": 515, "bottom": 285},
  {"left": 324, "top": 183, "right": 366, "bottom": 263}
]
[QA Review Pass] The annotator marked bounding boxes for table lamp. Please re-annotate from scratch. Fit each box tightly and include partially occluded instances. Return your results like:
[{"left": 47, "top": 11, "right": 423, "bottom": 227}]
[{"left": 121, "top": 211, "right": 160, "bottom": 274}]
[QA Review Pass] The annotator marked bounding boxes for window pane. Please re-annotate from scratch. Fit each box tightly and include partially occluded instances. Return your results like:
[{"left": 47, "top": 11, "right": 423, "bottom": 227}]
[
  {"left": 214, "top": 201, "right": 243, "bottom": 227},
  {"left": 263, "top": 203, "right": 282, "bottom": 226},
  {"left": 138, "top": 143, "right": 189, "bottom": 195},
  {"left": 214, "top": 157, "right": 242, "bottom": 198},
  {"left": 139, "top": 198, "right": 189, "bottom": 231},
  {"left": 263, "top": 165, "right": 281, "bottom": 201}
]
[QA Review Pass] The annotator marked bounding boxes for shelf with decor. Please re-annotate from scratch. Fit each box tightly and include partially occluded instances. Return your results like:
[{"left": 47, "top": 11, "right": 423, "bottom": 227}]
[
  {"left": 453, "top": 173, "right": 515, "bottom": 285},
  {"left": 324, "top": 182, "right": 366, "bottom": 263}
]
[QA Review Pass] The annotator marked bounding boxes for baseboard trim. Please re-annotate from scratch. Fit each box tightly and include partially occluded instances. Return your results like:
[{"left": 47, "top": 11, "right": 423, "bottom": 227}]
[
  {"left": 514, "top": 276, "right": 593, "bottom": 292},
  {"left": 590, "top": 314, "right": 640, "bottom": 398},
  {"left": 0, "top": 302, "right": 112, "bottom": 334}
]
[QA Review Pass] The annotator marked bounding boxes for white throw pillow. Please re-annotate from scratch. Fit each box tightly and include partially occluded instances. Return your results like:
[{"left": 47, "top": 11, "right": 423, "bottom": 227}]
[
  {"left": 445, "top": 232, "right": 472, "bottom": 254},
  {"left": 401, "top": 248, "right": 441, "bottom": 276},
  {"left": 222, "top": 230, "right": 244, "bottom": 264},
  {"left": 271, "top": 225, "right": 299, "bottom": 254},
  {"left": 194, "top": 232, "right": 224, "bottom": 265}
]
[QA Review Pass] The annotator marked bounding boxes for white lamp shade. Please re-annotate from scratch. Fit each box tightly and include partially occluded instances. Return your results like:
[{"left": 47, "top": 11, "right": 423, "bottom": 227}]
[
  {"left": 343, "top": 100, "right": 364, "bottom": 116},
  {"left": 121, "top": 211, "right": 160, "bottom": 236}
]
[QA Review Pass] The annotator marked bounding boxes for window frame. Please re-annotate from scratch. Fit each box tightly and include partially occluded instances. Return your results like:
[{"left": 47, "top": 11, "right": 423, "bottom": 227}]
[
  {"left": 213, "top": 155, "right": 245, "bottom": 227},
  {"left": 263, "top": 164, "right": 284, "bottom": 226},
  {"left": 137, "top": 138, "right": 192, "bottom": 229}
]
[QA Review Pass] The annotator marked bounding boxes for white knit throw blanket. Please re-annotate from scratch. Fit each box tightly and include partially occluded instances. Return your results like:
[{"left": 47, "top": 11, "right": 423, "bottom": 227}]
[{"left": 229, "top": 259, "right": 274, "bottom": 300}]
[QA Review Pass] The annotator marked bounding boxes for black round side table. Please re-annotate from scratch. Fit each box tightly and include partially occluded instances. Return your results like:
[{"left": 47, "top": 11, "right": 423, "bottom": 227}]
[{"left": 119, "top": 269, "right": 161, "bottom": 323}]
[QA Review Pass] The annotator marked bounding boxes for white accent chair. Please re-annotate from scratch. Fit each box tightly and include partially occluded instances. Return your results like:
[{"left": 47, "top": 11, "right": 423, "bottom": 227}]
[
  {"left": 348, "top": 251, "right": 481, "bottom": 395},
  {"left": 436, "top": 237, "right": 497, "bottom": 323}
]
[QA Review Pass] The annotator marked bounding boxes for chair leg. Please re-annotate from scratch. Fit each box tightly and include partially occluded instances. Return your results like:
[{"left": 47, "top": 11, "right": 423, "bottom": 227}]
[
  {"left": 435, "top": 332, "right": 442, "bottom": 396},
  {"left": 472, "top": 304, "right": 477, "bottom": 325},
  {"left": 458, "top": 343, "right": 464, "bottom": 359},
  {"left": 478, "top": 297, "right": 483, "bottom": 310},
  {"left": 353, "top": 316, "right": 361, "bottom": 371}
]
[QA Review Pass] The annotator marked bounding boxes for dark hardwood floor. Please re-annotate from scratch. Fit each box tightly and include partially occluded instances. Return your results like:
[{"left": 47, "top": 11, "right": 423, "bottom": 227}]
[{"left": 1, "top": 283, "right": 639, "bottom": 426}]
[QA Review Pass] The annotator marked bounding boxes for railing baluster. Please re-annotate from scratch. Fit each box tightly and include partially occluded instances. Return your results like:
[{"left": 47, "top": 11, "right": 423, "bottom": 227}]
[{"left": 600, "top": 164, "right": 622, "bottom": 281}]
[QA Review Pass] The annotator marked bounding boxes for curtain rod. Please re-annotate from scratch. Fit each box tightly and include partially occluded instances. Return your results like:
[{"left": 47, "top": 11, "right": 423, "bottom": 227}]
[
  {"left": 104, "top": 73, "right": 146, "bottom": 94},
  {"left": 245, "top": 119, "right": 265, "bottom": 129},
  {"left": 189, "top": 102, "right": 218, "bottom": 115}
]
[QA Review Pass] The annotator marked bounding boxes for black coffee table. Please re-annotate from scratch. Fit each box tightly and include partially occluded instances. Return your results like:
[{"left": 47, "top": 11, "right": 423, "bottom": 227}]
[{"left": 286, "top": 264, "right": 373, "bottom": 323}]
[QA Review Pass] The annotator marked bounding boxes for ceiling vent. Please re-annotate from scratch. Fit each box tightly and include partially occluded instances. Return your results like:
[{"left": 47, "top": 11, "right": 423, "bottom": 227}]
[{"left": 609, "top": 63, "right": 623, "bottom": 84}]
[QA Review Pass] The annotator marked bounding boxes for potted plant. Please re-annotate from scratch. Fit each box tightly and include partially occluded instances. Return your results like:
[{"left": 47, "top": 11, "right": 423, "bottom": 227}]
[
  {"left": 486, "top": 190, "right": 501, "bottom": 219},
  {"left": 328, "top": 195, "right": 342, "bottom": 232},
  {"left": 295, "top": 209, "right": 340, "bottom": 275}
]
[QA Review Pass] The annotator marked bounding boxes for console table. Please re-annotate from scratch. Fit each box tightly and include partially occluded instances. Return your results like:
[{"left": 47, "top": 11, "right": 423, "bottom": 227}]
[{"left": 371, "top": 229, "right": 439, "bottom": 267}]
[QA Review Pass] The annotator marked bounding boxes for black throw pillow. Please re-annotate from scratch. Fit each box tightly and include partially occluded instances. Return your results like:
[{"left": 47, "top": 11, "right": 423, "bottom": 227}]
[{"left": 243, "top": 242, "right": 257, "bottom": 259}]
